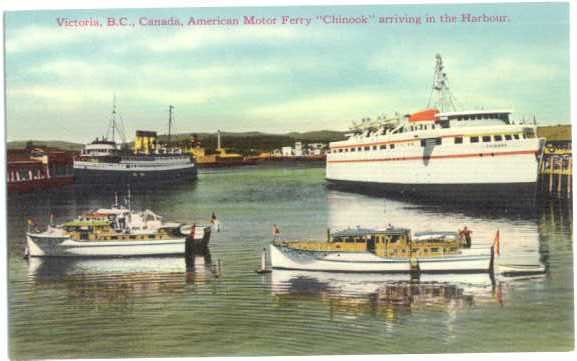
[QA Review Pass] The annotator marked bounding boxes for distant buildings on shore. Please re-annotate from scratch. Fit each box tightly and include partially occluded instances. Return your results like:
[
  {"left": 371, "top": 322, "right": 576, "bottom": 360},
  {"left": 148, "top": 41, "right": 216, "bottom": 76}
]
[
  {"left": 7, "top": 146, "right": 75, "bottom": 193},
  {"left": 275, "top": 141, "right": 327, "bottom": 158}
]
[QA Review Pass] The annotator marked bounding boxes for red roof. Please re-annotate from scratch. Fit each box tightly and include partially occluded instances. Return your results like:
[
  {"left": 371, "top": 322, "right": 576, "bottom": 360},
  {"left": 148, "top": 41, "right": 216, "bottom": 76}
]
[{"left": 409, "top": 108, "right": 439, "bottom": 122}]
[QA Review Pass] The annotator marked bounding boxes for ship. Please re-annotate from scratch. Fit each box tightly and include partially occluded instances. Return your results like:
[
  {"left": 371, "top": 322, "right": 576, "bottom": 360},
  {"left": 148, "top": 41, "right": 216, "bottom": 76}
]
[
  {"left": 269, "top": 226, "right": 545, "bottom": 275},
  {"left": 73, "top": 103, "right": 197, "bottom": 185},
  {"left": 270, "top": 227, "right": 495, "bottom": 274},
  {"left": 187, "top": 130, "right": 258, "bottom": 168},
  {"left": 7, "top": 146, "right": 75, "bottom": 193},
  {"left": 26, "top": 193, "right": 212, "bottom": 257},
  {"left": 326, "top": 55, "right": 545, "bottom": 206}
]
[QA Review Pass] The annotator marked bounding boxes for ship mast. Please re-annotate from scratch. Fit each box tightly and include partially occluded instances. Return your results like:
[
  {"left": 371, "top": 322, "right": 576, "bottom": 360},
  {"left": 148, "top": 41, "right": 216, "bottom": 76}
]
[
  {"left": 168, "top": 105, "right": 174, "bottom": 145},
  {"left": 427, "top": 54, "right": 458, "bottom": 112},
  {"left": 105, "top": 95, "right": 127, "bottom": 148},
  {"left": 111, "top": 96, "right": 116, "bottom": 142}
]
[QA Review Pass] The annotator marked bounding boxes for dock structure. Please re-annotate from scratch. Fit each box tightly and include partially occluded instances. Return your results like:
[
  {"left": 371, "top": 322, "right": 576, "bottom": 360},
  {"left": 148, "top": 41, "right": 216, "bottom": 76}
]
[
  {"left": 539, "top": 148, "right": 572, "bottom": 200},
  {"left": 537, "top": 125, "right": 572, "bottom": 200}
]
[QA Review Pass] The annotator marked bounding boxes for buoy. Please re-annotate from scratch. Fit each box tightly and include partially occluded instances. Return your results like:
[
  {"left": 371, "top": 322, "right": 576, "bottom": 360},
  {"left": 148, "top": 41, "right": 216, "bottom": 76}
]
[{"left": 256, "top": 247, "right": 271, "bottom": 273}]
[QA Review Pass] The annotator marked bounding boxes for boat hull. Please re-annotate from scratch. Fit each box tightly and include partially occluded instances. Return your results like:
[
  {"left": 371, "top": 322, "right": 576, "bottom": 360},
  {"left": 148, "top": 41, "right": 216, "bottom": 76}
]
[
  {"left": 270, "top": 244, "right": 492, "bottom": 274},
  {"left": 326, "top": 179, "right": 538, "bottom": 207},
  {"left": 73, "top": 165, "right": 197, "bottom": 185},
  {"left": 26, "top": 227, "right": 211, "bottom": 257},
  {"left": 326, "top": 136, "right": 544, "bottom": 208}
]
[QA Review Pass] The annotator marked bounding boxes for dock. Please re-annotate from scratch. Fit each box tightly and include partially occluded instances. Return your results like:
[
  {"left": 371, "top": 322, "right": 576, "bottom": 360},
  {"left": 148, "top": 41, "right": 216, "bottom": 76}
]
[{"left": 537, "top": 125, "right": 572, "bottom": 200}]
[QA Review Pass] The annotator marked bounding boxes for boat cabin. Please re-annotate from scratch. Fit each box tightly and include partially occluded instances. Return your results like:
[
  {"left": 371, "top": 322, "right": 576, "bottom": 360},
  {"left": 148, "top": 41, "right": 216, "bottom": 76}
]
[
  {"left": 60, "top": 209, "right": 175, "bottom": 242},
  {"left": 278, "top": 227, "right": 464, "bottom": 258}
]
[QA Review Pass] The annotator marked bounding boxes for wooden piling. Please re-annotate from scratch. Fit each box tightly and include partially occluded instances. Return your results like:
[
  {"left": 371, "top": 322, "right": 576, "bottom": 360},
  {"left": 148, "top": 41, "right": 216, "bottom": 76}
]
[{"left": 539, "top": 147, "right": 572, "bottom": 200}]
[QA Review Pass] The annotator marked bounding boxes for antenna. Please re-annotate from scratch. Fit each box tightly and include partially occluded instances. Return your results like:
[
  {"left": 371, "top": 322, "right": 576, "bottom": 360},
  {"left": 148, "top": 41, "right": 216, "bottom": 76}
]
[{"left": 427, "top": 54, "right": 458, "bottom": 112}]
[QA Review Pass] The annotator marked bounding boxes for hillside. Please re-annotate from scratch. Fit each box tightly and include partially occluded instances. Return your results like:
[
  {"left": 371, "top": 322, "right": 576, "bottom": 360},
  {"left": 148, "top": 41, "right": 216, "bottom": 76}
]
[
  {"left": 7, "top": 130, "right": 347, "bottom": 155},
  {"left": 6, "top": 140, "right": 84, "bottom": 152},
  {"left": 158, "top": 130, "right": 347, "bottom": 155}
]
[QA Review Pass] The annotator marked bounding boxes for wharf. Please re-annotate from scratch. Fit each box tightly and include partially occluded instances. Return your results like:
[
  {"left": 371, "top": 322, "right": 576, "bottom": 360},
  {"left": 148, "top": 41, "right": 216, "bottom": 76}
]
[
  {"left": 539, "top": 147, "right": 572, "bottom": 200},
  {"left": 537, "top": 125, "right": 572, "bottom": 200}
]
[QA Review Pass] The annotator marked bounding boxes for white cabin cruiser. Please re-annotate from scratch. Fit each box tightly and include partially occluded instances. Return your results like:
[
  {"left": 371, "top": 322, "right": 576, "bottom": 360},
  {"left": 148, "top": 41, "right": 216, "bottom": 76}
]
[
  {"left": 270, "top": 227, "right": 494, "bottom": 274},
  {"left": 26, "top": 198, "right": 211, "bottom": 257}
]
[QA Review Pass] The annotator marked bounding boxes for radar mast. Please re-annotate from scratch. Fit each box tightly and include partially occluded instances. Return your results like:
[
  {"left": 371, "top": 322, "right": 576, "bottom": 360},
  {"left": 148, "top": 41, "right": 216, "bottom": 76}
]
[{"left": 427, "top": 54, "right": 458, "bottom": 112}]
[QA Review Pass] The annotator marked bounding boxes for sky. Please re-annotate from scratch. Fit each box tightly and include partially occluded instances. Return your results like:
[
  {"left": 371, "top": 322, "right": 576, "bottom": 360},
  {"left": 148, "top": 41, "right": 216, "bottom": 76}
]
[{"left": 4, "top": 2, "right": 571, "bottom": 142}]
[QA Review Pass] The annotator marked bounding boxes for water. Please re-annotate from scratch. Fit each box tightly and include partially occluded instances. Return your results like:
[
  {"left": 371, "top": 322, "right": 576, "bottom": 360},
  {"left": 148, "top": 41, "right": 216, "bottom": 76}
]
[{"left": 7, "top": 164, "right": 574, "bottom": 358}]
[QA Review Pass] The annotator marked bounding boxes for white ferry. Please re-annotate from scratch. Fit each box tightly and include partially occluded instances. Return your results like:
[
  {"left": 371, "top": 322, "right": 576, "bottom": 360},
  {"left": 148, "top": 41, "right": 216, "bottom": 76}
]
[
  {"left": 73, "top": 104, "right": 197, "bottom": 185},
  {"left": 326, "top": 55, "right": 545, "bottom": 206}
]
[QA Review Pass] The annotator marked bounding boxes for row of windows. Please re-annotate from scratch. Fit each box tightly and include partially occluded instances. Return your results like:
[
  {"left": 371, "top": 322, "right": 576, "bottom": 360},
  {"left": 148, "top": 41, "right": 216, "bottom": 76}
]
[
  {"left": 447, "top": 113, "right": 509, "bottom": 122},
  {"left": 329, "top": 133, "right": 527, "bottom": 153},
  {"left": 332, "top": 143, "right": 398, "bottom": 153},
  {"left": 97, "top": 234, "right": 159, "bottom": 240},
  {"left": 467, "top": 133, "right": 520, "bottom": 144}
]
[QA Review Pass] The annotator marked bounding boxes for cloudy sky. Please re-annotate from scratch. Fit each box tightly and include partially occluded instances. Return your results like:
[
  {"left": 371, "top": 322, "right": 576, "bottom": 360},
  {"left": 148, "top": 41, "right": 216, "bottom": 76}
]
[{"left": 4, "top": 2, "right": 570, "bottom": 142}]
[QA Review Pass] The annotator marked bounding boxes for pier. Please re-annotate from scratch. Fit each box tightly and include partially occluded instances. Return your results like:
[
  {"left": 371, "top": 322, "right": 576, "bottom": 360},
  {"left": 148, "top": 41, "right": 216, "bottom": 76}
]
[
  {"left": 537, "top": 125, "right": 572, "bottom": 200},
  {"left": 539, "top": 148, "right": 572, "bottom": 200}
]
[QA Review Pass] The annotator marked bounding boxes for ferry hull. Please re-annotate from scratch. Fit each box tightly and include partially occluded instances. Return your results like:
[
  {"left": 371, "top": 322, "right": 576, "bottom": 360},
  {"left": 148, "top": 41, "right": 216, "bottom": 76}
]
[
  {"left": 270, "top": 244, "right": 492, "bottom": 274},
  {"left": 73, "top": 166, "right": 197, "bottom": 185},
  {"left": 326, "top": 179, "right": 538, "bottom": 207},
  {"left": 326, "top": 134, "right": 544, "bottom": 208},
  {"left": 26, "top": 227, "right": 210, "bottom": 257}
]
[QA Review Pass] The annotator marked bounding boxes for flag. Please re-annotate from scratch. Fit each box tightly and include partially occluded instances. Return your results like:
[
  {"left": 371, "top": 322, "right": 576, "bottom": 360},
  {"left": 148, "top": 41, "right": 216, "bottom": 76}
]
[{"left": 493, "top": 230, "right": 500, "bottom": 256}]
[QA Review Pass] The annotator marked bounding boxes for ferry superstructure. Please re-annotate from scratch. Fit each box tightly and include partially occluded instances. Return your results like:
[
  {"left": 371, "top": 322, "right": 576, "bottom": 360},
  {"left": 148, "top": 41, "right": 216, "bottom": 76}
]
[
  {"left": 73, "top": 104, "right": 197, "bottom": 185},
  {"left": 326, "top": 55, "right": 545, "bottom": 205}
]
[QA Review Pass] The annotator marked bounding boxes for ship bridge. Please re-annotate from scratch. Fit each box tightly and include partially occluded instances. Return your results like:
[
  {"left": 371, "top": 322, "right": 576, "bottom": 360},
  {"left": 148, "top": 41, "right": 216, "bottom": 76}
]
[{"left": 436, "top": 110, "right": 511, "bottom": 128}]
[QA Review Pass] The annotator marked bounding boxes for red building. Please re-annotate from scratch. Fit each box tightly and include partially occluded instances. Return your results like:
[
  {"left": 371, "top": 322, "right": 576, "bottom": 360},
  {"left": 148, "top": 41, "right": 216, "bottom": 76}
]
[{"left": 7, "top": 147, "right": 75, "bottom": 193}]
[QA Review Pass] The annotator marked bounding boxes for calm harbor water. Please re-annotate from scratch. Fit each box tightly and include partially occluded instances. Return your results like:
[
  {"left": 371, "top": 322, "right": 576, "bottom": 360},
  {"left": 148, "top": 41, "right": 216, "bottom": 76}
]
[{"left": 7, "top": 164, "right": 574, "bottom": 358}]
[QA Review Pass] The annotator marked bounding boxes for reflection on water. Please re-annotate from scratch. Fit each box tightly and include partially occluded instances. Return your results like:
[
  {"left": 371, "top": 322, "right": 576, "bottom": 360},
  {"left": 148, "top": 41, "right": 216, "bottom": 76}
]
[
  {"left": 27, "top": 254, "right": 217, "bottom": 306},
  {"left": 7, "top": 166, "right": 574, "bottom": 358},
  {"left": 268, "top": 269, "right": 547, "bottom": 324},
  {"left": 271, "top": 270, "right": 491, "bottom": 315},
  {"left": 326, "top": 190, "right": 545, "bottom": 268}
]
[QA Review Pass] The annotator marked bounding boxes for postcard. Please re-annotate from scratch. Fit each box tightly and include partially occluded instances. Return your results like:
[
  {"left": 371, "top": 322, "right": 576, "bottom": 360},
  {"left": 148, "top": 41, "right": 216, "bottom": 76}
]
[{"left": 2, "top": 0, "right": 573, "bottom": 359}]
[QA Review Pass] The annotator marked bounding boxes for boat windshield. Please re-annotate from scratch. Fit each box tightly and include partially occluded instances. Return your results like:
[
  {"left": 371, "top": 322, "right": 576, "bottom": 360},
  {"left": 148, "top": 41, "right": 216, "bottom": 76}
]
[{"left": 413, "top": 231, "right": 459, "bottom": 242}]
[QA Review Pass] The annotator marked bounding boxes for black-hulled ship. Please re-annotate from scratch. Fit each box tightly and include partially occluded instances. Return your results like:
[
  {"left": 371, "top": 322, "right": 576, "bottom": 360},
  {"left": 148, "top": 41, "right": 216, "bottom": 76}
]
[{"left": 73, "top": 103, "right": 197, "bottom": 185}]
